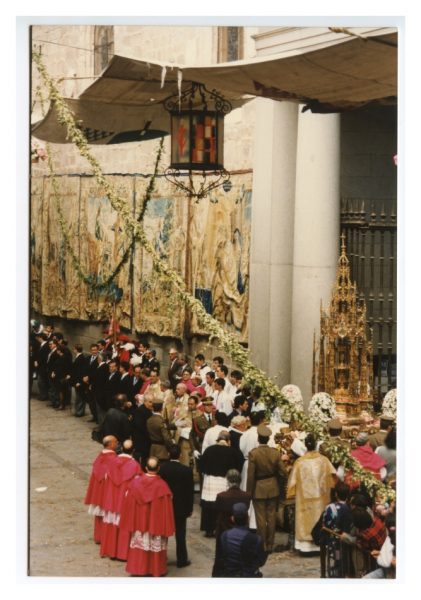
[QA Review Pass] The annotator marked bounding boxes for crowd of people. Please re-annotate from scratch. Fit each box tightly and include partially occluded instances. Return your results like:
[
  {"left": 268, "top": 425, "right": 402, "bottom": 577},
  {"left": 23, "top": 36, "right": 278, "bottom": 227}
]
[{"left": 30, "top": 319, "right": 397, "bottom": 579}]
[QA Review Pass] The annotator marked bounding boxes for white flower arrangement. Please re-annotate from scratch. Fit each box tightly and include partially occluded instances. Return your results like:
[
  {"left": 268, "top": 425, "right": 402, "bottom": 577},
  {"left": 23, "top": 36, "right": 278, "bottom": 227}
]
[
  {"left": 280, "top": 384, "right": 304, "bottom": 422},
  {"left": 308, "top": 392, "right": 337, "bottom": 424},
  {"left": 381, "top": 388, "right": 397, "bottom": 420}
]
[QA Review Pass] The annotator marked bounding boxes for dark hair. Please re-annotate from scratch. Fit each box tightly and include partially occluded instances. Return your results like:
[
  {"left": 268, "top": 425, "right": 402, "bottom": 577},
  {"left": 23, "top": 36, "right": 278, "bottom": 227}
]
[
  {"left": 120, "top": 361, "right": 130, "bottom": 371},
  {"left": 380, "top": 417, "right": 393, "bottom": 430},
  {"left": 384, "top": 428, "right": 396, "bottom": 450},
  {"left": 234, "top": 395, "right": 247, "bottom": 409},
  {"left": 230, "top": 370, "right": 243, "bottom": 380},
  {"left": 351, "top": 507, "right": 373, "bottom": 530},
  {"left": 250, "top": 412, "right": 262, "bottom": 426},
  {"left": 252, "top": 386, "right": 262, "bottom": 399},
  {"left": 168, "top": 444, "right": 181, "bottom": 460},
  {"left": 152, "top": 402, "right": 163, "bottom": 412},
  {"left": 350, "top": 493, "right": 370, "bottom": 509},
  {"left": 90, "top": 344, "right": 99, "bottom": 350},
  {"left": 233, "top": 513, "right": 248, "bottom": 526},
  {"left": 206, "top": 370, "right": 216, "bottom": 380},
  {"left": 304, "top": 433, "right": 317, "bottom": 451},
  {"left": 195, "top": 353, "right": 205, "bottom": 361},
  {"left": 75, "top": 344, "right": 83, "bottom": 353},
  {"left": 141, "top": 367, "right": 151, "bottom": 377},
  {"left": 215, "top": 412, "right": 229, "bottom": 427},
  {"left": 213, "top": 356, "right": 224, "bottom": 366},
  {"left": 214, "top": 377, "right": 226, "bottom": 389},
  {"left": 109, "top": 359, "right": 119, "bottom": 368},
  {"left": 257, "top": 434, "right": 269, "bottom": 445},
  {"left": 218, "top": 364, "right": 229, "bottom": 376},
  {"left": 335, "top": 482, "right": 351, "bottom": 501},
  {"left": 183, "top": 366, "right": 193, "bottom": 375}
]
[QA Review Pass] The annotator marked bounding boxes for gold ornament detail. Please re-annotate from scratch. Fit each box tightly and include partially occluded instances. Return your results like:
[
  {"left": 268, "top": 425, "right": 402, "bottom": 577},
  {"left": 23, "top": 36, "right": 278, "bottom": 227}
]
[{"left": 313, "top": 233, "right": 373, "bottom": 417}]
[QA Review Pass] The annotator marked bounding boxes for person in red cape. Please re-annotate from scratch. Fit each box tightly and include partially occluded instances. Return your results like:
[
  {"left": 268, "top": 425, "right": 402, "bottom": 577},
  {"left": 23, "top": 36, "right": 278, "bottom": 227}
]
[
  {"left": 100, "top": 440, "right": 143, "bottom": 560},
  {"left": 351, "top": 432, "right": 387, "bottom": 481},
  {"left": 119, "top": 456, "right": 175, "bottom": 577},
  {"left": 84, "top": 435, "right": 118, "bottom": 544}
]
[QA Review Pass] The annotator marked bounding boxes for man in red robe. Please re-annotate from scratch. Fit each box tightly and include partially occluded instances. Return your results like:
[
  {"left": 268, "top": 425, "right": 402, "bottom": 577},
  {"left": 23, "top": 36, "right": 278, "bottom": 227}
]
[
  {"left": 351, "top": 432, "right": 387, "bottom": 480},
  {"left": 119, "top": 456, "right": 175, "bottom": 577},
  {"left": 100, "top": 440, "right": 143, "bottom": 560},
  {"left": 84, "top": 435, "right": 118, "bottom": 544}
]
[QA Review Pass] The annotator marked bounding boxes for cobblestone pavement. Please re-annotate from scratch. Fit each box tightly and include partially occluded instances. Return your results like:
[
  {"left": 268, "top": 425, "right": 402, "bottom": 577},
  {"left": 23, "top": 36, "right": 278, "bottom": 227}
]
[{"left": 29, "top": 395, "right": 320, "bottom": 579}]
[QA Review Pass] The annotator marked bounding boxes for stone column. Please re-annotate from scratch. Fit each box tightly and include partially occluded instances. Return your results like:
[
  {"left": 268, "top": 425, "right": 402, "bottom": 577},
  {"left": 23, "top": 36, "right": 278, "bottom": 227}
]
[
  {"left": 290, "top": 110, "right": 341, "bottom": 406},
  {"left": 249, "top": 98, "right": 298, "bottom": 381}
]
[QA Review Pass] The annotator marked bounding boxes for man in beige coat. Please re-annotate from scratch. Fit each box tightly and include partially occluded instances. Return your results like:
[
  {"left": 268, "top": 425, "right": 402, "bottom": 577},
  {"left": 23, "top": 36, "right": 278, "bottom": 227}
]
[
  {"left": 246, "top": 424, "right": 288, "bottom": 553},
  {"left": 147, "top": 399, "right": 176, "bottom": 460}
]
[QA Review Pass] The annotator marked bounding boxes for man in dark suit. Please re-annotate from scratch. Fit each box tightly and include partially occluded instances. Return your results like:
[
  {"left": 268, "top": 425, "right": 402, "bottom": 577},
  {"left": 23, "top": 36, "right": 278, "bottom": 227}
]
[
  {"left": 34, "top": 333, "right": 50, "bottom": 400},
  {"left": 159, "top": 444, "right": 194, "bottom": 568},
  {"left": 71, "top": 344, "right": 89, "bottom": 416},
  {"left": 132, "top": 392, "right": 153, "bottom": 466},
  {"left": 247, "top": 424, "right": 288, "bottom": 553},
  {"left": 85, "top": 344, "right": 100, "bottom": 422},
  {"left": 103, "top": 359, "right": 121, "bottom": 412},
  {"left": 118, "top": 361, "right": 133, "bottom": 399},
  {"left": 92, "top": 353, "right": 111, "bottom": 424},
  {"left": 131, "top": 365, "right": 143, "bottom": 399},
  {"left": 167, "top": 348, "right": 180, "bottom": 390},
  {"left": 145, "top": 349, "right": 160, "bottom": 374},
  {"left": 100, "top": 394, "right": 133, "bottom": 443},
  {"left": 212, "top": 469, "right": 252, "bottom": 577}
]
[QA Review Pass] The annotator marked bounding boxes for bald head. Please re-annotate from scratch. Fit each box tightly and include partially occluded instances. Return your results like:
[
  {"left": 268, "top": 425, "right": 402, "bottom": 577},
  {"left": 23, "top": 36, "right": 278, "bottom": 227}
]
[
  {"left": 122, "top": 439, "right": 134, "bottom": 454},
  {"left": 146, "top": 456, "right": 160, "bottom": 473},
  {"left": 103, "top": 435, "right": 118, "bottom": 450}
]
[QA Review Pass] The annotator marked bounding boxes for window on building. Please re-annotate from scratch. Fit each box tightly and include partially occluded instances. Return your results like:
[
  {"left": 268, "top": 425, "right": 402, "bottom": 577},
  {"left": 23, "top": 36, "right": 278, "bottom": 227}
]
[
  {"left": 217, "top": 27, "right": 243, "bottom": 62},
  {"left": 94, "top": 26, "right": 114, "bottom": 75}
]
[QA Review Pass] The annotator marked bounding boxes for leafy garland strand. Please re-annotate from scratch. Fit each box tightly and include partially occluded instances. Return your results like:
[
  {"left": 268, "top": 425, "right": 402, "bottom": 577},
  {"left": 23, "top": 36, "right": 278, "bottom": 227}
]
[{"left": 32, "top": 50, "right": 395, "bottom": 502}]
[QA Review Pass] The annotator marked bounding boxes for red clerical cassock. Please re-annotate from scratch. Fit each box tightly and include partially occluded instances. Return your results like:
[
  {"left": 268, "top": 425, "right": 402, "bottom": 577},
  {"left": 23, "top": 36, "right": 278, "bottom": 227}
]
[
  {"left": 100, "top": 451, "right": 143, "bottom": 560},
  {"left": 119, "top": 466, "right": 175, "bottom": 577},
  {"left": 84, "top": 437, "right": 118, "bottom": 544}
]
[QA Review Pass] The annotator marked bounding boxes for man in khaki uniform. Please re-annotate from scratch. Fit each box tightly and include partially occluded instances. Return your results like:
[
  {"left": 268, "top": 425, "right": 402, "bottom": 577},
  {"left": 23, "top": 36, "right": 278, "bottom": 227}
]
[
  {"left": 246, "top": 424, "right": 287, "bottom": 553},
  {"left": 147, "top": 399, "right": 176, "bottom": 460}
]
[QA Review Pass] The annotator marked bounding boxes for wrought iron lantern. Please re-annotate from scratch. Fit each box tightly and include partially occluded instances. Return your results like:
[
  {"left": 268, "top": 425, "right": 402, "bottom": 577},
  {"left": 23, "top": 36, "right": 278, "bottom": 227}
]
[{"left": 164, "top": 82, "right": 232, "bottom": 201}]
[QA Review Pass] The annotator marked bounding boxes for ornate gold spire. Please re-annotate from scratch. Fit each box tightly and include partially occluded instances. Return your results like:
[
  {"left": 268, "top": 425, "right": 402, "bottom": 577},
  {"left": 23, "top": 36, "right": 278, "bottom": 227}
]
[{"left": 313, "top": 233, "right": 373, "bottom": 417}]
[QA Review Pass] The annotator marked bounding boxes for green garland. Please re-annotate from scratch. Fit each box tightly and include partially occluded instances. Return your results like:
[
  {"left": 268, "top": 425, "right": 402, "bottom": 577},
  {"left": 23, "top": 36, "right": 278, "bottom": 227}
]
[{"left": 32, "top": 50, "right": 395, "bottom": 502}]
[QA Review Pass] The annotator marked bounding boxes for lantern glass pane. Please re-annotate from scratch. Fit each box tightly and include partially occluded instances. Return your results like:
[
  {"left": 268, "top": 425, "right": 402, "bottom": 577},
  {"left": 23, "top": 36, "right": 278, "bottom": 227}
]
[
  {"left": 191, "top": 111, "right": 218, "bottom": 168},
  {"left": 217, "top": 117, "right": 224, "bottom": 167},
  {"left": 171, "top": 114, "right": 190, "bottom": 165}
]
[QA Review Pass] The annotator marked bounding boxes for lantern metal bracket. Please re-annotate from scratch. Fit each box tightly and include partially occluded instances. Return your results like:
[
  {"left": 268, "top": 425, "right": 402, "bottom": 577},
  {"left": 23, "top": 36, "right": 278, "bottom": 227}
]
[
  {"left": 164, "top": 167, "right": 231, "bottom": 202},
  {"left": 164, "top": 81, "right": 232, "bottom": 115}
]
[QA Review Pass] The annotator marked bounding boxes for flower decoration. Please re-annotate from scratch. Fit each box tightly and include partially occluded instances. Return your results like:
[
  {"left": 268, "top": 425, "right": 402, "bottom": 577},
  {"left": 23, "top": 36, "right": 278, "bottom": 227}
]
[
  {"left": 280, "top": 384, "right": 304, "bottom": 422},
  {"left": 308, "top": 392, "right": 337, "bottom": 425},
  {"left": 31, "top": 141, "right": 47, "bottom": 163},
  {"left": 381, "top": 388, "right": 397, "bottom": 420}
]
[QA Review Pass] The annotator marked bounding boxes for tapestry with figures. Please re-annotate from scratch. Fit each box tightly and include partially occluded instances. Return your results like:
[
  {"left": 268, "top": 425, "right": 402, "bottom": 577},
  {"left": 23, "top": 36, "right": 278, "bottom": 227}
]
[{"left": 30, "top": 172, "right": 252, "bottom": 341}]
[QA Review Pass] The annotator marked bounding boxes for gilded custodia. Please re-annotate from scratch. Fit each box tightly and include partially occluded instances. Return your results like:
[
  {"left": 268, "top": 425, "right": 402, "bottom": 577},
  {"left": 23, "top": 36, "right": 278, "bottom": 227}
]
[{"left": 312, "top": 233, "right": 373, "bottom": 418}]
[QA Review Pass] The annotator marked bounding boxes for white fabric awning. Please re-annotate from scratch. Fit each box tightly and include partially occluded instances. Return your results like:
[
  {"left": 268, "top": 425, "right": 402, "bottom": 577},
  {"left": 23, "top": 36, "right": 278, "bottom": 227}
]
[{"left": 32, "top": 28, "right": 397, "bottom": 145}]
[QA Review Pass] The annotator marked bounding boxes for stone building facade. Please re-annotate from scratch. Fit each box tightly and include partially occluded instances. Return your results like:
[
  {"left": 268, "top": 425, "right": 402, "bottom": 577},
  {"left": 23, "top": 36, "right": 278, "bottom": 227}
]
[{"left": 30, "top": 24, "right": 397, "bottom": 405}]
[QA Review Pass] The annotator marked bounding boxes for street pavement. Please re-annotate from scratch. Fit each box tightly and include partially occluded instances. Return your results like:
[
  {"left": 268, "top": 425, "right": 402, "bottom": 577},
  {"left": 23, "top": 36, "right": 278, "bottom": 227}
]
[{"left": 29, "top": 394, "right": 320, "bottom": 579}]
